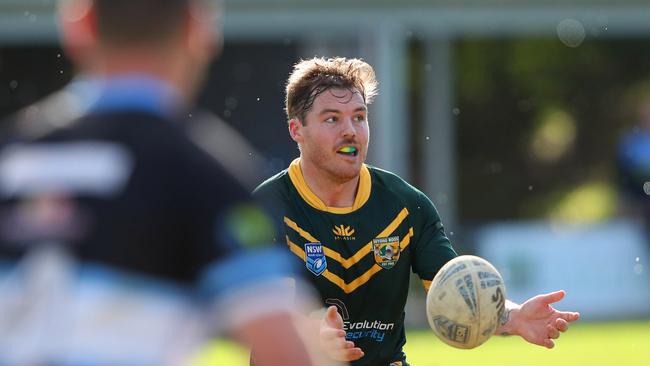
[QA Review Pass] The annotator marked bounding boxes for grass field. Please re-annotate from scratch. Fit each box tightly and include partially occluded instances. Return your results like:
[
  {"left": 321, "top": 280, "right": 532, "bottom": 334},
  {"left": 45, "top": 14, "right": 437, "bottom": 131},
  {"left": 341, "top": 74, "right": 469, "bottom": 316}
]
[{"left": 194, "top": 320, "right": 650, "bottom": 365}]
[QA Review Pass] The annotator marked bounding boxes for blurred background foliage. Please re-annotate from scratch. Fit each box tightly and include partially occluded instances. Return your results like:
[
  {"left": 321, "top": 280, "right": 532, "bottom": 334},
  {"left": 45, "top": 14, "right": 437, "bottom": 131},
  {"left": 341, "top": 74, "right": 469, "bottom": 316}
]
[{"left": 452, "top": 38, "right": 650, "bottom": 223}]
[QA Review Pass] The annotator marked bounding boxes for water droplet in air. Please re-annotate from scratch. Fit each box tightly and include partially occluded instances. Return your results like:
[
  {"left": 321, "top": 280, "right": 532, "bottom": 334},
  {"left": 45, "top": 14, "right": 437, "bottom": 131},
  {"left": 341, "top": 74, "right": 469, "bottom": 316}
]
[
  {"left": 557, "top": 19, "right": 586, "bottom": 48},
  {"left": 633, "top": 264, "right": 643, "bottom": 275}
]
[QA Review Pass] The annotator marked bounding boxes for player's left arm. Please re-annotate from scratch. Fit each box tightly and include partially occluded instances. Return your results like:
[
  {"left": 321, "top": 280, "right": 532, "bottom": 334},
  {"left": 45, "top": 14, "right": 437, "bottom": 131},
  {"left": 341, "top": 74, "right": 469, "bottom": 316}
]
[
  {"left": 409, "top": 191, "right": 458, "bottom": 289},
  {"left": 496, "top": 290, "right": 581, "bottom": 348}
]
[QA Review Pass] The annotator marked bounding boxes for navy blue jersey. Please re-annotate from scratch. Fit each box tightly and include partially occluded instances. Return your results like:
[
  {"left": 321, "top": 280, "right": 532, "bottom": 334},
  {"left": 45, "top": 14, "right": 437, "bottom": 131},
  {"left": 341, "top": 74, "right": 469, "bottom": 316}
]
[{"left": 0, "top": 79, "right": 295, "bottom": 364}]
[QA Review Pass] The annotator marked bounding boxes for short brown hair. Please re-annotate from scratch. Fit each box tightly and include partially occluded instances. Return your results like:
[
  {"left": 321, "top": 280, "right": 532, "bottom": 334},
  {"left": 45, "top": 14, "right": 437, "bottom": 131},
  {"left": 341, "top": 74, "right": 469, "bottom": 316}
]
[
  {"left": 94, "top": 0, "right": 190, "bottom": 46},
  {"left": 285, "top": 57, "right": 378, "bottom": 122}
]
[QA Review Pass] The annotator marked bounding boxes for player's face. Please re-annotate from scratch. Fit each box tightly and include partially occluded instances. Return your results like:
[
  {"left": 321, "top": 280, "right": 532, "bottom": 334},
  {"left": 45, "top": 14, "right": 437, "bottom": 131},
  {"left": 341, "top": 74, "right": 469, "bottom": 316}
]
[{"left": 295, "top": 88, "right": 369, "bottom": 183}]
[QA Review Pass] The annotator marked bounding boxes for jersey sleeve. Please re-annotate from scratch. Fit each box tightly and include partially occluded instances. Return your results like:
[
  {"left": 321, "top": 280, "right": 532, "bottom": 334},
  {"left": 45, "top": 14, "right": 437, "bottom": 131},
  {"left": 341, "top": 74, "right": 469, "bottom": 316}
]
[
  {"left": 409, "top": 191, "right": 457, "bottom": 291},
  {"left": 175, "top": 145, "right": 305, "bottom": 331}
]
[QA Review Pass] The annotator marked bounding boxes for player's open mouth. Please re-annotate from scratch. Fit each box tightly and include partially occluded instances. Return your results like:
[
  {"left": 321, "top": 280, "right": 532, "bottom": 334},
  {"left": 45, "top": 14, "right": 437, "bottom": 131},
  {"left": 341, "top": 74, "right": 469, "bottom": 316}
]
[{"left": 337, "top": 146, "right": 358, "bottom": 157}]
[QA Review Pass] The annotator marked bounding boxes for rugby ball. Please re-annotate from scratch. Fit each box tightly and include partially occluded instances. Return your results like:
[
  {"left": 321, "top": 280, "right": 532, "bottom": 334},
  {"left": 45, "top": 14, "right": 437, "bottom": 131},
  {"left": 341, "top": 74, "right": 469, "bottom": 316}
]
[{"left": 426, "top": 255, "right": 506, "bottom": 349}]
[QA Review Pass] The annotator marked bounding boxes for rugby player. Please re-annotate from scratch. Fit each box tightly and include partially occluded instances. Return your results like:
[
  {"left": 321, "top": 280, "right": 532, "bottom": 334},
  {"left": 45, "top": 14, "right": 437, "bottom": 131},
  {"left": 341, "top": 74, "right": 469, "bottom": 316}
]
[{"left": 254, "top": 57, "right": 581, "bottom": 365}]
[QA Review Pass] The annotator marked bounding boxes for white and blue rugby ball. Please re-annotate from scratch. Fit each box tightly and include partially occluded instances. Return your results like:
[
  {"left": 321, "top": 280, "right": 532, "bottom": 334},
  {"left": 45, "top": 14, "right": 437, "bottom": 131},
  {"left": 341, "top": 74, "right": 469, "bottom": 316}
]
[{"left": 426, "top": 255, "right": 506, "bottom": 349}]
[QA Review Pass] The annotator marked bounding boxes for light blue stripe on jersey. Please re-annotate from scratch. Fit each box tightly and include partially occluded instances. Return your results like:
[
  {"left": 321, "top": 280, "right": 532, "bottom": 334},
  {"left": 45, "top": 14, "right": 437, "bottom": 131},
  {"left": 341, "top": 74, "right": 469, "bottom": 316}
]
[
  {"left": 85, "top": 75, "right": 183, "bottom": 118},
  {"left": 198, "top": 247, "right": 299, "bottom": 299},
  {"left": 76, "top": 262, "right": 195, "bottom": 299}
]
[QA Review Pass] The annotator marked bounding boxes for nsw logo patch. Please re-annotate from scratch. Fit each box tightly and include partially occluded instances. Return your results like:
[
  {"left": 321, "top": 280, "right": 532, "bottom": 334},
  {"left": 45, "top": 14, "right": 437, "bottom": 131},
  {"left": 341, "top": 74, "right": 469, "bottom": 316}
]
[
  {"left": 373, "top": 236, "right": 400, "bottom": 269},
  {"left": 304, "top": 242, "right": 327, "bottom": 276}
]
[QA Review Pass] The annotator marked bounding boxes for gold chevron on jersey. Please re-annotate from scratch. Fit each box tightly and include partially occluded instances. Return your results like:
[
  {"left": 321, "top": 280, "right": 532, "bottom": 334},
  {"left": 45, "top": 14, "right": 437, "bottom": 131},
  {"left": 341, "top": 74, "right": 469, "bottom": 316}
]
[
  {"left": 286, "top": 236, "right": 383, "bottom": 294},
  {"left": 284, "top": 226, "right": 414, "bottom": 293},
  {"left": 283, "top": 207, "right": 409, "bottom": 269}
]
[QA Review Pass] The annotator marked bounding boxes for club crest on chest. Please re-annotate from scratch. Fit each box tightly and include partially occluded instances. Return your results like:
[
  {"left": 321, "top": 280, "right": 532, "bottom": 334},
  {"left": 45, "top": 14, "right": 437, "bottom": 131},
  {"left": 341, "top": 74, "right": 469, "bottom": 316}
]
[
  {"left": 304, "top": 242, "right": 327, "bottom": 276},
  {"left": 373, "top": 236, "right": 400, "bottom": 269}
]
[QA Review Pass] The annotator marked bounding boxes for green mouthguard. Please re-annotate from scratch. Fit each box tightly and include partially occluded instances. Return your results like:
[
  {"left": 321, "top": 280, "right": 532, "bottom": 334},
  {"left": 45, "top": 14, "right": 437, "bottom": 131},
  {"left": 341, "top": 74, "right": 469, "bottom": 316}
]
[{"left": 339, "top": 146, "right": 357, "bottom": 153}]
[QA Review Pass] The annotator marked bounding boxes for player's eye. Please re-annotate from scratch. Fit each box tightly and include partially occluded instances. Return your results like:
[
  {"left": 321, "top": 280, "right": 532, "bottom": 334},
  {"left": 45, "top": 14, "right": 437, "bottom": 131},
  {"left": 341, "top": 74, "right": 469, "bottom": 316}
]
[
  {"left": 324, "top": 116, "right": 338, "bottom": 123},
  {"left": 353, "top": 114, "right": 366, "bottom": 122}
]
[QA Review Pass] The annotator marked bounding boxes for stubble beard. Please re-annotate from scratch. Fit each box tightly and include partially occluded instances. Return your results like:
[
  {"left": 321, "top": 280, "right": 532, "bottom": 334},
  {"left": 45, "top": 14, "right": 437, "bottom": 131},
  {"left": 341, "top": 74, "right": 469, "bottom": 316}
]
[{"left": 306, "top": 145, "right": 363, "bottom": 185}]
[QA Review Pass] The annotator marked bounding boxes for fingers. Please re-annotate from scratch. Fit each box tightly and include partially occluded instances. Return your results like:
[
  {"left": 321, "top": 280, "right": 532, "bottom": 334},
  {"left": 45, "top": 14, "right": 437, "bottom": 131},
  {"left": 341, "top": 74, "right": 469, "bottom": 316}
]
[
  {"left": 321, "top": 327, "right": 346, "bottom": 340},
  {"left": 555, "top": 318, "right": 569, "bottom": 332},
  {"left": 325, "top": 338, "right": 354, "bottom": 351},
  {"left": 543, "top": 338, "right": 555, "bottom": 349},
  {"left": 325, "top": 305, "right": 338, "bottom": 318},
  {"left": 539, "top": 290, "right": 565, "bottom": 305},
  {"left": 538, "top": 317, "right": 572, "bottom": 349},
  {"left": 319, "top": 307, "right": 365, "bottom": 361},
  {"left": 324, "top": 306, "right": 343, "bottom": 327},
  {"left": 547, "top": 324, "right": 560, "bottom": 340},
  {"left": 559, "top": 311, "right": 580, "bottom": 323},
  {"left": 328, "top": 345, "right": 365, "bottom": 361},
  {"left": 320, "top": 330, "right": 364, "bottom": 361},
  {"left": 542, "top": 291, "right": 580, "bottom": 324}
]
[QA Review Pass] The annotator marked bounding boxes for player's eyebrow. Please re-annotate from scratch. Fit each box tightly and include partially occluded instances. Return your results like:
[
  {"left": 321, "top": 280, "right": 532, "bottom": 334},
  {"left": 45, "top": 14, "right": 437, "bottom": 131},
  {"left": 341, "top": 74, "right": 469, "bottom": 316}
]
[
  {"left": 317, "top": 106, "right": 367, "bottom": 116},
  {"left": 318, "top": 108, "right": 342, "bottom": 116}
]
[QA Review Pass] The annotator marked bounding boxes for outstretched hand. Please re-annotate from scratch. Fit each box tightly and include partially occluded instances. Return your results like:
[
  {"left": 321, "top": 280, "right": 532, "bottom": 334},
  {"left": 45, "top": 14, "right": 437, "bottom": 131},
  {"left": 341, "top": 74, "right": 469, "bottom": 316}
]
[
  {"left": 319, "top": 306, "right": 364, "bottom": 361},
  {"left": 507, "top": 290, "right": 580, "bottom": 348}
]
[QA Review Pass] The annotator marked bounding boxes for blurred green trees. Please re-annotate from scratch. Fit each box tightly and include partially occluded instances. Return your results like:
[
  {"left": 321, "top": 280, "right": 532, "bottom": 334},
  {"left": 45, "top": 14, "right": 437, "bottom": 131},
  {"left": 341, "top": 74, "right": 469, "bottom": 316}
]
[{"left": 453, "top": 38, "right": 650, "bottom": 222}]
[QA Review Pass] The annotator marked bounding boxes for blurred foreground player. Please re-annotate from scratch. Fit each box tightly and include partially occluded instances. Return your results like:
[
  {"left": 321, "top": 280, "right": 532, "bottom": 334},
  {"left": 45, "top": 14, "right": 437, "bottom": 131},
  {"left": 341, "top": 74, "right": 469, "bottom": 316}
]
[
  {"left": 0, "top": 1, "right": 320, "bottom": 365},
  {"left": 254, "top": 57, "right": 581, "bottom": 365}
]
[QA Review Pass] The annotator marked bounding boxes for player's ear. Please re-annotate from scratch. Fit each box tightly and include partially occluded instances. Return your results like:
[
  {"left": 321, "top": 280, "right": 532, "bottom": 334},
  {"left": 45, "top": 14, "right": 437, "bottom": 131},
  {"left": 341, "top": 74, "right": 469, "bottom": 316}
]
[
  {"left": 58, "top": 0, "right": 98, "bottom": 67},
  {"left": 288, "top": 118, "right": 303, "bottom": 143}
]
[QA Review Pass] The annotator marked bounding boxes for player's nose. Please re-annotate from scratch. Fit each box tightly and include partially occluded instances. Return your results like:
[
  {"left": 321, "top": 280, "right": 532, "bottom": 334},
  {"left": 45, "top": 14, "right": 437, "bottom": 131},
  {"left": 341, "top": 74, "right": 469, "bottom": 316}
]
[{"left": 341, "top": 117, "right": 356, "bottom": 138}]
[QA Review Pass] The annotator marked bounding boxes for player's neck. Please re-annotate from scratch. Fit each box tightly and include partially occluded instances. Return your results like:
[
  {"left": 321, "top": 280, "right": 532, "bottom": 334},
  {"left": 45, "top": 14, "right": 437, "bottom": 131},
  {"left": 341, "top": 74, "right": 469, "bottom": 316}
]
[
  {"left": 94, "top": 47, "right": 193, "bottom": 104},
  {"left": 299, "top": 160, "right": 359, "bottom": 208}
]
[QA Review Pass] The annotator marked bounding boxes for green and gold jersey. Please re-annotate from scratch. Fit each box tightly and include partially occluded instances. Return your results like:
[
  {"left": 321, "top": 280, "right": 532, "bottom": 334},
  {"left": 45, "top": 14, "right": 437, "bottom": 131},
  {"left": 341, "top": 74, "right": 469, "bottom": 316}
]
[{"left": 253, "top": 159, "right": 457, "bottom": 366}]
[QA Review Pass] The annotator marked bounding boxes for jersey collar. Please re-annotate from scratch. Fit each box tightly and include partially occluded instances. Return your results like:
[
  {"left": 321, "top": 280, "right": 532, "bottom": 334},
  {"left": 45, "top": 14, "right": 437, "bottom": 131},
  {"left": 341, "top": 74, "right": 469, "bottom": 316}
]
[
  {"left": 85, "top": 74, "right": 183, "bottom": 118},
  {"left": 287, "top": 158, "right": 371, "bottom": 214}
]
